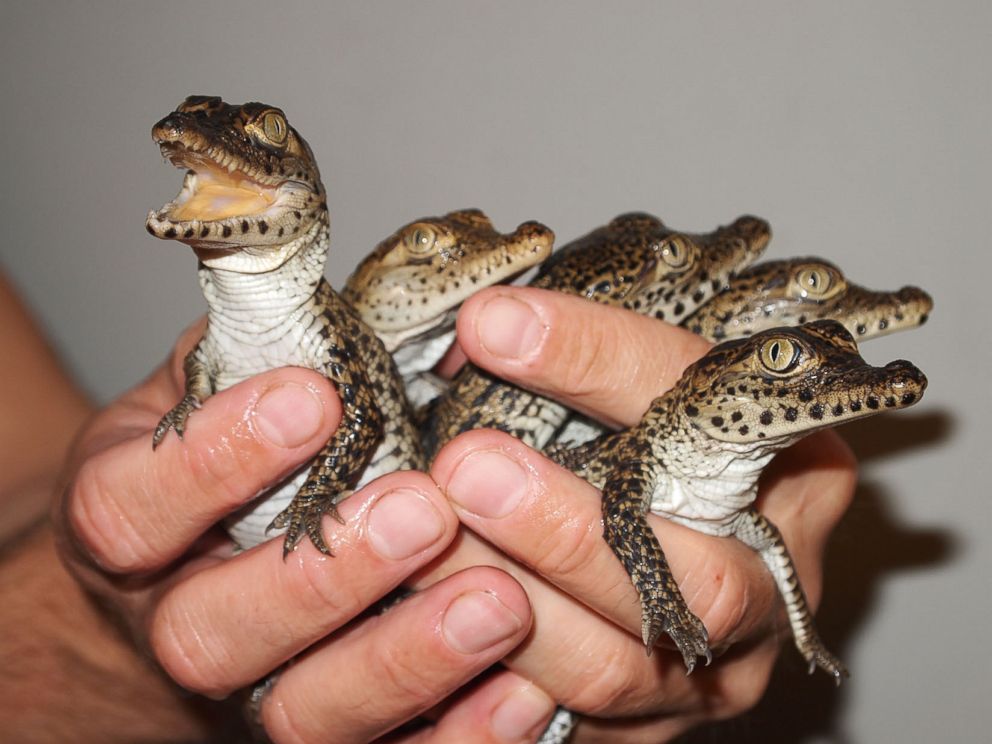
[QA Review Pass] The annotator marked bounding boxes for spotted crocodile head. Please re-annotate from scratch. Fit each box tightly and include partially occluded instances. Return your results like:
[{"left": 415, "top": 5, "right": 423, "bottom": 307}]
[
  {"left": 685, "top": 258, "right": 933, "bottom": 342},
  {"left": 675, "top": 320, "right": 926, "bottom": 446},
  {"left": 341, "top": 209, "right": 553, "bottom": 351},
  {"left": 532, "top": 212, "right": 770, "bottom": 323},
  {"left": 145, "top": 96, "right": 325, "bottom": 270}
]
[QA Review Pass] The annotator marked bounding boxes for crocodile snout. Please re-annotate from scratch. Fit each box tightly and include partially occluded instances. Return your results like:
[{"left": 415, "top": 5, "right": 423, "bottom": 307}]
[
  {"left": 151, "top": 114, "right": 188, "bottom": 143},
  {"left": 513, "top": 221, "right": 555, "bottom": 255},
  {"left": 881, "top": 359, "right": 928, "bottom": 405}
]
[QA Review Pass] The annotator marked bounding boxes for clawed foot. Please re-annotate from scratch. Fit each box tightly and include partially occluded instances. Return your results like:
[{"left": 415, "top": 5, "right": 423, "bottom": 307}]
[
  {"left": 801, "top": 638, "right": 849, "bottom": 685},
  {"left": 152, "top": 394, "right": 201, "bottom": 448},
  {"left": 642, "top": 601, "right": 712, "bottom": 674},
  {"left": 267, "top": 488, "right": 352, "bottom": 557}
]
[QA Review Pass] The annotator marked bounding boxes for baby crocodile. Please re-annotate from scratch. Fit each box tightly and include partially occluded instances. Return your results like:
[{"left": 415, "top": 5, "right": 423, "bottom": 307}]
[
  {"left": 685, "top": 257, "right": 933, "bottom": 342},
  {"left": 341, "top": 209, "right": 553, "bottom": 405},
  {"left": 547, "top": 320, "right": 926, "bottom": 677},
  {"left": 423, "top": 212, "right": 771, "bottom": 458},
  {"left": 146, "top": 96, "right": 423, "bottom": 555}
]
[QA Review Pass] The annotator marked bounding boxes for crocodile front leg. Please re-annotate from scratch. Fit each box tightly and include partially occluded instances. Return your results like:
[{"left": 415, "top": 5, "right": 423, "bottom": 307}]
[
  {"left": 601, "top": 461, "right": 712, "bottom": 672},
  {"left": 268, "top": 345, "right": 384, "bottom": 557},
  {"left": 544, "top": 434, "right": 615, "bottom": 482},
  {"left": 152, "top": 343, "right": 213, "bottom": 447},
  {"left": 734, "top": 507, "right": 848, "bottom": 682}
]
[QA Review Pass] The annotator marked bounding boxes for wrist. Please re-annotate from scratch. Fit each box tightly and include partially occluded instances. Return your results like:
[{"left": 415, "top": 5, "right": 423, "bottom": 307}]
[{"left": 0, "top": 522, "right": 240, "bottom": 743}]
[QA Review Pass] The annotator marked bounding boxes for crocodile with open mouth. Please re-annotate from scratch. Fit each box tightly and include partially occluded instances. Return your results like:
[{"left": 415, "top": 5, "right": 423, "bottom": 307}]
[
  {"left": 146, "top": 95, "right": 423, "bottom": 555},
  {"left": 546, "top": 320, "right": 927, "bottom": 677}
]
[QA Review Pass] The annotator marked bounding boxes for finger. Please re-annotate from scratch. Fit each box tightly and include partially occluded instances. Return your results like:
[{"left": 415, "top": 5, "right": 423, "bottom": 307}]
[
  {"left": 66, "top": 366, "right": 341, "bottom": 573},
  {"left": 456, "top": 286, "right": 711, "bottom": 427},
  {"left": 570, "top": 629, "right": 780, "bottom": 743},
  {"left": 423, "top": 430, "right": 780, "bottom": 716},
  {"left": 433, "top": 338, "right": 468, "bottom": 379},
  {"left": 149, "top": 471, "right": 457, "bottom": 697},
  {"left": 433, "top": 430, "right": 774, "bottom": 647},
  {"left": 394, "top": 670, "right": 556, "bottom": 744},
  {"left": 260, "top": 567, "right": 533, "bottom": 744}
]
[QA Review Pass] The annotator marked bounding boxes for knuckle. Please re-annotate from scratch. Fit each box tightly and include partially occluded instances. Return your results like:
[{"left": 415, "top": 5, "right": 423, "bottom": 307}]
[
  {"left": 68, "top": 457, "right": 158, "bottom": 572},
  {"left": 149, "top": 598, "right": 236, "bottom": 696},
  {"left": 528, "top": 510, "right": 604, "bottom": 584},
  {"left": 553, "top": 320, "right": 618, "bottom": 398},
  {"left": 373, "top": 642, "right": 439, "bottom": 706},
  {"left": 686, "top": 546, "right": 764, "bottom": 646},
  {"left": 283, "top": 553, "right": 365, "bottom": 620},
  {"left": 184, "top": 437, "right": 252, "bottom": 511},
  {"left": 562, "top": 643, "right": 647, "bottom": 714}
]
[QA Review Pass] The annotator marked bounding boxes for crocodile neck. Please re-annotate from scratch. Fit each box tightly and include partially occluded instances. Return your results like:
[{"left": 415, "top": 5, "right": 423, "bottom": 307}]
[
  {"left": 195, "top": 214, "right": 329, "bottom": 387},
  {"left": 640, "top": 399, "right": 786, "bottom": 533},
  {"left": 198, "top": 216, "right": 326, "bottom": 333}
]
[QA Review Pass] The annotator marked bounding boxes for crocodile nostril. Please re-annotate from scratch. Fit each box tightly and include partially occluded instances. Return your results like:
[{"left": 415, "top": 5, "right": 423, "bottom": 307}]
[
  {"left": 882, "top": 361, "right": 928, "bottom": 392},
  {"left": 152, "top": 116, "right": 185, "bottom": 140}
]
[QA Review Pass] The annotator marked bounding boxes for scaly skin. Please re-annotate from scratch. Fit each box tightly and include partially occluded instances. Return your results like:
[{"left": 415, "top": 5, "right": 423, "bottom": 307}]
[
  {"left": 422, "top": 212, "right": 771, "bottom": 459},
  {"left": 547, "top": 320, "right": 927, "bottom": 678},
  {"left": 341, "top": 209, "right": 553, "bottom": 405},
  {"left": 146, "top": 96, "right": 424, "bottom": 555},
  {"left": 684, "top": 257, "right": 934, "bottom": 342}
]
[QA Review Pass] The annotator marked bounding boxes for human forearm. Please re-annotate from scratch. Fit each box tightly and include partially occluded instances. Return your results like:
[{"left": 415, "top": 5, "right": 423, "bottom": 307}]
[
  {"left": 0, "top": 522, "right": 231, "bottom": 743},
  {"left": 0, "top": 273, "right": 92, "bottom": 542}
]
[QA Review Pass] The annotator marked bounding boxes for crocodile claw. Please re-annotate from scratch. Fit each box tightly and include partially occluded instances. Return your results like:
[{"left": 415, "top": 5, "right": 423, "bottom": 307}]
[
  {"left": 152, "top": 393, "right": 201, "bottom": 448},
  {"left": 643, "top": 604, "right": 712, "bottom": 673},
  {"left": 267, "top": 488, "right": 353, "bottom": 558},
  {"left": 802, "top": 640, "right": 849, "bottom": 685}
]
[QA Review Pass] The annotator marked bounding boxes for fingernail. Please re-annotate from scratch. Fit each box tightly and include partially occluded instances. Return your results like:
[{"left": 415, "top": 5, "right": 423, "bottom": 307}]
[
  {"left": 367, "top": 489, "right": 445, "bottom": 560},
  {"left": 491, "top": 684, "right": 556, "bottom": 742},
  {"left": 442, "top": 591, "right": 523, "bottom": 655},
  {"left": 477, "top": 295, "right": 547, "bottom": 360},
  {"left": 253, "top": 383, "right": 326, "bottom": 448},
  {"left": 446, "top": 450, "right": 529, "bottom": 518}
]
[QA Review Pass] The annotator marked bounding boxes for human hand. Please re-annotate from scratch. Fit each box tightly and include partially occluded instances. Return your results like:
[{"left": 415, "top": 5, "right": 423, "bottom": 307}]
[
  {"left": 54, "top": 320, "right": 548, "bottom": 744},
  {"left": 415, "top": 287, "right": 857, "bottom": 742}
]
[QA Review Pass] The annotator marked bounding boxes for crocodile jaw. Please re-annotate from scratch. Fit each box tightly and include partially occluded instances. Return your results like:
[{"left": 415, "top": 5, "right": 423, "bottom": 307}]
[{"left": 146, "top": 159, "right": 317, "bottom": 253}]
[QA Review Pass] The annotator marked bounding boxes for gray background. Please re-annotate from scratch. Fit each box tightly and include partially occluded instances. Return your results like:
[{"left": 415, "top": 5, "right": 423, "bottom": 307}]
[{"left": 1, "top": 1, "right": 987, "bottom": 741}]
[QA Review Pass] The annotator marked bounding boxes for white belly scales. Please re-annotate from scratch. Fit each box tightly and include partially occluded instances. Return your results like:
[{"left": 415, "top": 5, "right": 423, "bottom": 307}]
[{"left": 202, "top": 298, "right": 394, "bottom": 550}]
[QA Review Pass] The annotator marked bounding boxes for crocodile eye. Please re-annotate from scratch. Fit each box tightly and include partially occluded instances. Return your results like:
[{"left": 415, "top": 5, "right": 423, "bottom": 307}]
[
  {"left": 758, "top": 337, "right": 801, "bottom": 373},
  {"left": 260, "top": 111, "right": 288, "bottom": 145},
  {"left": 794, "top": 264, "right": 844, "bottom": 299},
  {"left": 660, "top": 235, "right": 693, "bottom": 269},
  {"left": 405, "top": 225, "right": 437, "bottom": 253}
]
